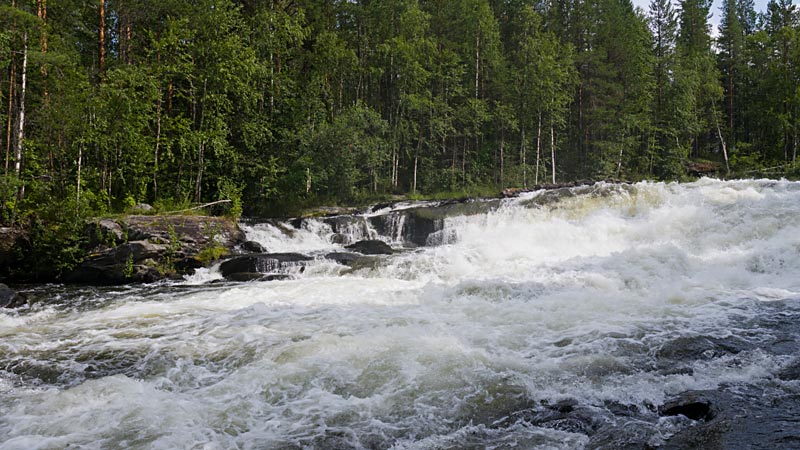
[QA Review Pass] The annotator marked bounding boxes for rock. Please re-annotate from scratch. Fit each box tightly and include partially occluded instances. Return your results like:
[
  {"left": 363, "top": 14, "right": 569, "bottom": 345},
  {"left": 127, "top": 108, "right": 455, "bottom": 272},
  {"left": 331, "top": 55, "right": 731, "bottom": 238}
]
[
  {"left": 325, "top": 252, "right": 366, "bottom": 266},
  {"left": 660, "top": 399, "right": 714, "bottom": 421},
  {"left": 777, "top": 358, "right": 800, "bottom": 381},
  {"left": 122, "top": 215, "right": 245, "bottom": 247},
  {"left": 686, "top": 161, "right": 719, "bottom": 176},
  {"left": 175, "top": 256, "right": 205, "bottom": 272},
  {"left": 219, "top": 253, "right": 312, "bottom": 278},
  {"left": 132, "top": 203, "right": 154, "bottom": 213},
  {"left": 84, "top": 219, "right": 124, "bottom": 249},
  {"left": 659, "top": 387, "right": 800, "bottom": 450},
  {"left": 226, "top": 272, "right": 293, "bottom": 282},
  {"left": 240, "top": 240, "right": 267, "bottom": 253},
  {"left": 65, "top": 241, "right": 168, "bottom": 284},
  {"left": 345, "top": 239, "right": 394, "bottom": 255},
  {"left": 0, "top": 283, "right": 26, "bottom": 308}
]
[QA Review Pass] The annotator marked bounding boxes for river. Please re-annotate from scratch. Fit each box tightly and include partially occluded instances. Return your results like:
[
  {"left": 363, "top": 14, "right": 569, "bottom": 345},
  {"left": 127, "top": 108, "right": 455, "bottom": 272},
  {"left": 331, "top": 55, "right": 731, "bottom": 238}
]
[{"left": 2, "top": 178, "right": 800, "bottom": 449}]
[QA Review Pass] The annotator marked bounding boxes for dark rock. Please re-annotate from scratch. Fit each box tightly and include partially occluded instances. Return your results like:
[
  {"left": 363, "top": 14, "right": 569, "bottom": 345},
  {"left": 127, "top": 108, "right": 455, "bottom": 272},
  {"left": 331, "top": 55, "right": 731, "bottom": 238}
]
[
  {"left": 65, "top": 215, "right": 247, "bottom": 284},
  {"left": 345, "top": 239, "right": 394, "bottom": 255},
  {"left": 331, "top": 234, "right": 348, "bottom": 245},
  {"left": 371, "top": 200, "right": 398, "bottom": 212},
  {"left": 84, "top": 219, "right": 124, "bottom": 250},
  {"left": 0, "top": 227, "right": 26, "bottom": 279},
  {"left": 778, "top": 358, "right": 800, "bottom": 381},
  {"left": 240, "top": 240, "right": 267, "bottom": 253},
  {"left": 0, "top": 283, "right": 26, "bottom": 308},
  {"left": 219, "top": 253, "right": 312, "bottom": 277},
  {"left": 122, "top": 215, "right": 245, "bottom": 247},
  {"left": 656, "top": 335, "right": 750, "bottom": 362},
  {"left": 65, "top": 241, "right": 168, "bottom": 284},
  {"left": 325, "top": 252, "right": 366, "bottom": 266},
  {"left": 175, "top": 256, "right": 205, "bottom": 272},
  {"left": 660, "top": 401, "right": 714, "bottom": 421},
  {"left": 658, "top": 387, "right": 800, "bottom": 450},
  {"left": 226, "top": 272, "right": 293, "bottom": 282}
]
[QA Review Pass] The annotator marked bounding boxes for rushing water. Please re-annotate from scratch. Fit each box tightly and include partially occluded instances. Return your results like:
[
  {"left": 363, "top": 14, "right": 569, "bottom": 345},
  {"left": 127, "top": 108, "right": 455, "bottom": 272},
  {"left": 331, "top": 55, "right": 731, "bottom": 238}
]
[{"left": 2, "top": 179, "right": 800, "bottom": 449}]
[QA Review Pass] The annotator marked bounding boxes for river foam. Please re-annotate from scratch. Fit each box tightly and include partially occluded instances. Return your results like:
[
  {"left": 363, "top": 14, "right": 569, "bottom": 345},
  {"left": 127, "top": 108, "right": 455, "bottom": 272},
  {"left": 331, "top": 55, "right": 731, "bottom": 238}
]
[{"left": 2, "top": 179, "right": 800, "bottom": 449}]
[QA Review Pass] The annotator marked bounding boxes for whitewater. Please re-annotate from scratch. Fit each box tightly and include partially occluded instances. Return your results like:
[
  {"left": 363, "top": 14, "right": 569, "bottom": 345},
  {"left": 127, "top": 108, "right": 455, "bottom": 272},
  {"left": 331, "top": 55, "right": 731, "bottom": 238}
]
[{"left": 2, "top": 178, "right": 800, "bottom": 449}]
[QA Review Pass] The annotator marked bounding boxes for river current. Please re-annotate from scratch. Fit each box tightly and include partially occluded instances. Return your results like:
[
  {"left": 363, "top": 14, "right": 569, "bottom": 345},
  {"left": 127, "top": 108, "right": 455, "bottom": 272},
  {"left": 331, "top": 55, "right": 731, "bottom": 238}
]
[{"left": 2, "top": 179, "right": 800, "bottom": 449}]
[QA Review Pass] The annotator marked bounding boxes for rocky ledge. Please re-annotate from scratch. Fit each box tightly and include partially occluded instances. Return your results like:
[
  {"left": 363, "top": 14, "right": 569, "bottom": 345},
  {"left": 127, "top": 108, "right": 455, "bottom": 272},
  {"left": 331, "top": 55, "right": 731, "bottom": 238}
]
[{"left": 65, "top": 215, "right": 245, "bottom": 284}]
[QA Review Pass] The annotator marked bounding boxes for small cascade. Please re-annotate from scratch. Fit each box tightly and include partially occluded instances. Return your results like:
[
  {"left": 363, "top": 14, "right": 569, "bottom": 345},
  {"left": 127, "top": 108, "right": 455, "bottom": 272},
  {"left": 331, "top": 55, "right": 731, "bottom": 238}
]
[{"left": 329, "top": 216, "right": 380, "bottom": 244}]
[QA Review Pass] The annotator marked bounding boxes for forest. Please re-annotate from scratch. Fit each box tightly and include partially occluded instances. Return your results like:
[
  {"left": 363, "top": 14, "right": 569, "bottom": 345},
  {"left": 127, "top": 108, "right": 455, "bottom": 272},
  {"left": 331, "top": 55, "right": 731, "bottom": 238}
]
[{"left": 0, "top": 0, "right": 798, "bottom": 224}]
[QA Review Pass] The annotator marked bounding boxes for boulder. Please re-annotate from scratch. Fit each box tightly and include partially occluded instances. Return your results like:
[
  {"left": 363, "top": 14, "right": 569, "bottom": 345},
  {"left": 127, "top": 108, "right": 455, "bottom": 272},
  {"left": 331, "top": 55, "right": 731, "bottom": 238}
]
[
  {"left": 345, "top": 239, "right": 394, "bottom": 255},
  {"left": 240, "top": 240, "right": 267, "bottom": 253},
  {"left": 122, "top": 215, "right": 245, "bottom": 248},
  {"left": 65, "top": 241, "right": 168, "bottom": 284},
  {"left": 132, "top": 203, "right": 154, "bottom": 213},
  {"left": 0, "top": 283, "right": 26, "bottom": 308},
  {"left": 219, "top": 253, "right": 312, "bottom": 278},
  {"left": 65, "top": 215, "right": 247, "bottom": 284},
  {"left": 325, "top": 252, "right": 366, "bottom": 266},
  {"left": 84, "top": 219, "right": 125, "bottom": 249}
]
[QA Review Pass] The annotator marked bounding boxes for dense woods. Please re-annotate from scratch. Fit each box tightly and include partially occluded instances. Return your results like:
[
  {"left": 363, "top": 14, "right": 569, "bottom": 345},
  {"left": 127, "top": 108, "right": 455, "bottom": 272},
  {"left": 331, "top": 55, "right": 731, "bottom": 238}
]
[{"left": 0, "top": 0, "right": 798, "bottom": 223}]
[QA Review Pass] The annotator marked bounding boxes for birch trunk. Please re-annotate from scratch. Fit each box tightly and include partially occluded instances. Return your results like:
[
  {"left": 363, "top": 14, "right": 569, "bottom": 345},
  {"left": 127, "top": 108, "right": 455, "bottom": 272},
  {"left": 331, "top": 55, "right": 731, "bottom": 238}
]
[
  {"left": 535, "top": 112, "right": 541, "bottom": 185},
  {"left": 550, "top": 122, "right": 555, "bottom": 184},
  {"left": 14, "top": 33, "right": 28, "bottom": 204}
]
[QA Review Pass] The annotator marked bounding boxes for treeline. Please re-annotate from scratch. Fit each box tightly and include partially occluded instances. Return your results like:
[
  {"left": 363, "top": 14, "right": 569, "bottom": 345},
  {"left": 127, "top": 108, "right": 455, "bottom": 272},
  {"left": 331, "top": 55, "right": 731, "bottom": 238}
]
[{"left": 0, "top": 0, "right": 798, "bottom": 221}]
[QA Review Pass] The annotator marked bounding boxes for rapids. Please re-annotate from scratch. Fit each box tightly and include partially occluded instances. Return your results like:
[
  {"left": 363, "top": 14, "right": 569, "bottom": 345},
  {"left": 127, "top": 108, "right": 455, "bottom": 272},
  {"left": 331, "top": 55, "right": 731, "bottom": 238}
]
[{"left": 2, "top": 178, "right": 800, "bottom": 449}]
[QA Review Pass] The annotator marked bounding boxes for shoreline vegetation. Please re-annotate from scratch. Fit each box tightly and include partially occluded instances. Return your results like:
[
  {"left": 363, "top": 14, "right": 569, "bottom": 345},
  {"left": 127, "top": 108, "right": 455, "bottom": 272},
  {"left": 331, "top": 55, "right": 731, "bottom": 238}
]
[{"left": 0, "top": 0, "right": 798, "bottom": 286}]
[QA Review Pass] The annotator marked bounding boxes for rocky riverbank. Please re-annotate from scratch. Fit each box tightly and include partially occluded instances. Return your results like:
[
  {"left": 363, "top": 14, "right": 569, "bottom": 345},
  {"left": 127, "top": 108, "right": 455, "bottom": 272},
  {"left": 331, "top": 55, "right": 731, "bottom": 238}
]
[{"left": 0, "top": 215, "right": 246, "bottom": 287}]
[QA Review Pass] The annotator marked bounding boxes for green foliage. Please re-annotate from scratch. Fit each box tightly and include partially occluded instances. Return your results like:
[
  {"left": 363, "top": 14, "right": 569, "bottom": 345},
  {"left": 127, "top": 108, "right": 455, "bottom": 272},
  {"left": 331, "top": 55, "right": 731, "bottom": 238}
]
[
  {"left": 217, "top": 179, "right": 243, "bottom": 219},
  {"left": 196, "top": 244, "right": 229, "bottom": 266},
  {"left": 123, "top": 253, "right": 135, "bottom": 279}
]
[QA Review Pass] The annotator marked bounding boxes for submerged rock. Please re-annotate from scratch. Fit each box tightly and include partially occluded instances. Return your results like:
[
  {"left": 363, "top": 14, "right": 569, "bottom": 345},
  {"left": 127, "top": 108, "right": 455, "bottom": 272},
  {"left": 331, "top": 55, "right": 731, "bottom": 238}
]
[
  {"left": 345, "top": 239, "right": 394, "bottom": 255},
  {"left": 0, "top": 283, "right": 26, "bottom": 308},
  {"left": 226, "top": 272, "right": 293, "bottom": 282},
  {"left": 324, "top": 252, "right": 367, "bottom": 266}
]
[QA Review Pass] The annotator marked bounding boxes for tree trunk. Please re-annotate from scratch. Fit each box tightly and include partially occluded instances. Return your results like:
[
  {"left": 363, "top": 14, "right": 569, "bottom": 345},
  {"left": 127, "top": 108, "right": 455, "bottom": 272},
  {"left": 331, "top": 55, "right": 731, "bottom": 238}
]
[
  {"left": 14, "top": 33, "right": 28, "bottom": 205},
  {"left": 412, "top": 156, "right": 418, "bottom": 194},
  {"left": 550, "top": 122, "right": 556, "bottom": 184},
  {"left": 535, "top": 112, "right": 541, "bottom": 185},
  {"left": 616, "top": 134, "right": 625, "bottom": 178},
  {"left": 99, "top": 0, "right": 106, "bottom": 75},
  {"left": 195, "top": 79, "right": 208, "bottom": 203},
  {"left": 154, "top": 96, "right": 162, "bottom": 199},
  {"left": 462, "top": 135, "right": 467, "bottom": 188},
  {"left": 521, "top": 128, "right": 526, "bottom": 188},
  {"left": 475, "top": 31, "right": 480, "bottom": 100},
  {"left": 4, "top": 61, "right": 15, "bottom": 177},
  {"left": 37, "top": 0, "right": 47, "bottom": 53},
  {"left": 76, "top": 143, "right": 83, "bottom": 210},
  {"left": 499, "top": 130, "right": 504, "bottom": 187},
  {"left": 712, "top": 99, "right": 730, "bottom": 173}
]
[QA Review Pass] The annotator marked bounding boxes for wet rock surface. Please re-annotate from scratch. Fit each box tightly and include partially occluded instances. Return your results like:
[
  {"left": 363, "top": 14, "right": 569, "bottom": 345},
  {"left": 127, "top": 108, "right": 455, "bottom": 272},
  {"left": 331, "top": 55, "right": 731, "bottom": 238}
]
[
  {"left": 0, "top": 283, "right": 26, "bottom": 308},
  {"left": 240, "top": 240, "right": 267, "bottom": 253},
  {"left": 225, "top": 272, "right": 294, "bottom": 282},
  {"left": 345, "top": 239, "right": 395, "bottom": 255},
  {"left": 324, "top": 252, "right": 368, "bottom": 267},
  {"left": 219, "top": 253, "right": 312, "bottom": 279}
]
